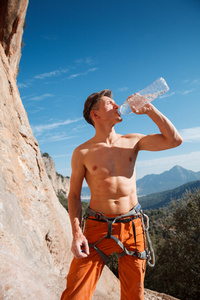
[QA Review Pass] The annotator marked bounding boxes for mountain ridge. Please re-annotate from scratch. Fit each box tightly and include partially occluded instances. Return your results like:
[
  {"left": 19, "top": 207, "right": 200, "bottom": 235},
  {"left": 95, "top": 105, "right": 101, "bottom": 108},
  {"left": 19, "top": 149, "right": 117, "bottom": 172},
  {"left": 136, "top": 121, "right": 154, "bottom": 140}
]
[
  {"left": 82, "top": 180, "right": 200, "bottom": 210},
  {"left": 136, "top": 165, "right": 200, "bottom": 196},
  {"left": 81, "top": 165, "right": 200, "bottom": 199}
]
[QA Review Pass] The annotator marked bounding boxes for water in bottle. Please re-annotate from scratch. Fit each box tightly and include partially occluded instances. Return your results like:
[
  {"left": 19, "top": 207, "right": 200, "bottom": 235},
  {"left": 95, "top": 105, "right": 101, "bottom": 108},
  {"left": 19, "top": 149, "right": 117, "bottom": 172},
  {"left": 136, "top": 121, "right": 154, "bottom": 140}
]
[{"left": 120, "top": 77, "right": 169, "bottom": 115}]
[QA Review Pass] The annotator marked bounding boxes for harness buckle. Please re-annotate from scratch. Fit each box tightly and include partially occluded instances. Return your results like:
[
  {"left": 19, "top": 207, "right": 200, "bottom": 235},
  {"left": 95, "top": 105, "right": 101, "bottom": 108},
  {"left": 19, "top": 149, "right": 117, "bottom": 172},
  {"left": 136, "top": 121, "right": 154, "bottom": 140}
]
[{"left": 95, "top": 213, "right": 102, "bottom": 220}]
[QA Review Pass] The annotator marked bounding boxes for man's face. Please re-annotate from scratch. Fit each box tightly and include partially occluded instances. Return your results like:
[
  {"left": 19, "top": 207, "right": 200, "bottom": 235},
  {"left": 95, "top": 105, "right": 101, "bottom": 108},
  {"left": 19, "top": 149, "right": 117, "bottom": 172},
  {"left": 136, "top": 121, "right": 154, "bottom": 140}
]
[{"left": 97, "top": 96, "right": 122, "bottom": 124}]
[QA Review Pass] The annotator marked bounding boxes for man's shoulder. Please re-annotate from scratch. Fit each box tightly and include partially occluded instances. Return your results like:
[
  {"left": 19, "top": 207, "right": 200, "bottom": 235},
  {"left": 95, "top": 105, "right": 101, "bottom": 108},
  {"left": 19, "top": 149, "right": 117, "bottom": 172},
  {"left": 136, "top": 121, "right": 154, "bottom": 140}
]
[
  {"left": 120, "top": 133, "right": 145, "bottom": 148},
  {"left": 71, "top": 142, "right": 90, "bottom": 166},
  {"left": 73, "top": 139, "right": 93, "bottom": 154},
  {"left": 122, "top": 133, "right": 144, "bottom": 140}
]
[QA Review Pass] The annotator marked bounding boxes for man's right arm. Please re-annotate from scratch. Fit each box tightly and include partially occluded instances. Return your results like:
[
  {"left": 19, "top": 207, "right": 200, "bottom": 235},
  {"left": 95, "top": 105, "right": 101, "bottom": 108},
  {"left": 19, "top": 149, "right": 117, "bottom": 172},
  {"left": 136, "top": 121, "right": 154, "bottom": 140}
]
[{"left": 68, "top": 147, "right": 90, "bottom": 258}]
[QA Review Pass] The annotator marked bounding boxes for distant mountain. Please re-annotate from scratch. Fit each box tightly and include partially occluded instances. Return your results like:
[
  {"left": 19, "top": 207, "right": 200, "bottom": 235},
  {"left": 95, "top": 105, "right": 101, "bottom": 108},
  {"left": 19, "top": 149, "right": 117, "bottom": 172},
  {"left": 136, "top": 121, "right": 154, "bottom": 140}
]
[
  {"left": 81, "top": 166, "right": 200, "bottom": 200},
  {"left": 81, "top": 180, "right": 200, "bottom": 211},
  {"left": 139, "top": 180, "right": 200, "bottom": 210},
  {"left": 136, "top": 165, "right": 200, "bottom": 196}
]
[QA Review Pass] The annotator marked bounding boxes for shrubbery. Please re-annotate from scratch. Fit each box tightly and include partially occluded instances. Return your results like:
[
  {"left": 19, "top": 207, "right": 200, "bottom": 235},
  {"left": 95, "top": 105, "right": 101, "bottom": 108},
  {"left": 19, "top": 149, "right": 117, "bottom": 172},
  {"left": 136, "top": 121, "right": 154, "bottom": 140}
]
[
  {"left": 145, "top": 189, "right": 200, "bottom": 299},
  {"left": 57, "top": 192, "right": 88, "bottom": 217}
]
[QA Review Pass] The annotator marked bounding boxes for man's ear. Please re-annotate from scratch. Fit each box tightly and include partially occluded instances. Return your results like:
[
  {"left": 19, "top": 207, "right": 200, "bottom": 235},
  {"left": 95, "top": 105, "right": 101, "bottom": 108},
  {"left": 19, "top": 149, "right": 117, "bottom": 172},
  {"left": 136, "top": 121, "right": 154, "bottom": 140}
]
[{"left": 90, "top": 110, "right": 100, "bottom": 122}]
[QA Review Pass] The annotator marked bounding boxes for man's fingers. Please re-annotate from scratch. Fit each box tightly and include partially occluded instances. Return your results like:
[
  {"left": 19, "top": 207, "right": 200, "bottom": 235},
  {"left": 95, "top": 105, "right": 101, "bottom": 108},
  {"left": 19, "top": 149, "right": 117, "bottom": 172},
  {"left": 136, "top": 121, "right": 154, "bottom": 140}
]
[
  {"left": 72, "top": 245, "right": 87, "bottom": 258},
  {"left": 71, "top": 239, "right": 90, "bottom": 259},
  {"left": 82, "top": 239, "right": 90, "bottom": 255}
]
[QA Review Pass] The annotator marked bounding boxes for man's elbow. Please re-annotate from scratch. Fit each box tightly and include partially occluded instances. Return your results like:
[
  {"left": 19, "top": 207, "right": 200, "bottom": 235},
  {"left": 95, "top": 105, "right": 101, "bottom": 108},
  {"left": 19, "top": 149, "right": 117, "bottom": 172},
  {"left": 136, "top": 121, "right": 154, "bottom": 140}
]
[{"left": 172, "top": 135, "right": 183, "bottom": 148}]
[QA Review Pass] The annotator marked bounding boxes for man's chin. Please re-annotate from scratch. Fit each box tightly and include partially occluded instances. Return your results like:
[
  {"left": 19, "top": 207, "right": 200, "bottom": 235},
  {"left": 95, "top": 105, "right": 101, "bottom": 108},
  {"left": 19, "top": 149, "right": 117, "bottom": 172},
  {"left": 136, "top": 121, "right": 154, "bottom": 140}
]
[{"left": 116, "top": 117, "right": 122, "bottom": 123}]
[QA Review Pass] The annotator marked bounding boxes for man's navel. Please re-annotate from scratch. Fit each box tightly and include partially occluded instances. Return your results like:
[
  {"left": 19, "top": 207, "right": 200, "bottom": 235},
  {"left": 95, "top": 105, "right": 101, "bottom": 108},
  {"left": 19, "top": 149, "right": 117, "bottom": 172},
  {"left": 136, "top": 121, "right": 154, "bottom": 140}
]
[{"left": 129, "top": 157, "right": 132, "bottom": 162}]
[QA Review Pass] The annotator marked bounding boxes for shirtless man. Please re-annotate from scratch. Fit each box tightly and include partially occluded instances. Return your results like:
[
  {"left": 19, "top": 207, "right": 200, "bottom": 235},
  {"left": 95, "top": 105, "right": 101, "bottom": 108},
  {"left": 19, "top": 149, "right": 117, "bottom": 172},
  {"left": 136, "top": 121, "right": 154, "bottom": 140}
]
[{"left": 61, "top": 89, "right": 182, "bottom": 300}]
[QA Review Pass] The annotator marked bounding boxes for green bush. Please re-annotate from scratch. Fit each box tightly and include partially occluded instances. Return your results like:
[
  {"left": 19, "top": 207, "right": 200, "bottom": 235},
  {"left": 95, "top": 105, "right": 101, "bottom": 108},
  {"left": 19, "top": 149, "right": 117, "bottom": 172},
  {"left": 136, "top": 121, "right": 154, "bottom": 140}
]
[
  {"left": 57, "top": 192, "right": 68, "bottom": 211},
  {"left": 145, "top": 189, "right": 200, "bottom": 300},
  {"left": 42, "top": 152, "right": 50, "bottom": 158},
  {"left": 57, "top": 192, "right": 88, "bottom": 217}
]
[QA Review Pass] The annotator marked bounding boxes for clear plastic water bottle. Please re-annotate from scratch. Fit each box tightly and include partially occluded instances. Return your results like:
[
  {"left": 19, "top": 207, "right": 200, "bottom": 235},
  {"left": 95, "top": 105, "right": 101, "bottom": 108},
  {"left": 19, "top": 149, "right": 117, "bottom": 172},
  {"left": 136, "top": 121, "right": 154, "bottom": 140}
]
[{"left": 120, "top": 77, "right": 169, "bottom": 115}]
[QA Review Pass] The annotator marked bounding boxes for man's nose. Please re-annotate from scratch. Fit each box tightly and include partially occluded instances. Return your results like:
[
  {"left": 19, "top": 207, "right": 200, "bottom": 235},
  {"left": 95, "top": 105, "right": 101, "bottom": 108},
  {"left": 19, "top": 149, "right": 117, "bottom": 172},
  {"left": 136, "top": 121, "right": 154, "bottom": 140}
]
[{"left": 114, "top": 103, "right": 119, "bottom": 109}]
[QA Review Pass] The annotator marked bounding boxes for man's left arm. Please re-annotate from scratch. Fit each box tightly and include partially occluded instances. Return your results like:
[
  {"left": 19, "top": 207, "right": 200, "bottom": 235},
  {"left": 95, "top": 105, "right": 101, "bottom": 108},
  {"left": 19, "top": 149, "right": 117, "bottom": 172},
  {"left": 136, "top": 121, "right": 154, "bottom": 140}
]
[{"left": 135, "top": 103, "right": 183, "bottom": 151}]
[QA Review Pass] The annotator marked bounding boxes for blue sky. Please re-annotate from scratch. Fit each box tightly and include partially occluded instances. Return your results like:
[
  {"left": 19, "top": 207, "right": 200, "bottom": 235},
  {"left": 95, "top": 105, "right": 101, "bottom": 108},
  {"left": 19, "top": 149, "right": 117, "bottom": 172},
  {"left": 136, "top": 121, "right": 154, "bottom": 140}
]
[{"left": 17, "top": 0, "right": 200, "bottom": 180}]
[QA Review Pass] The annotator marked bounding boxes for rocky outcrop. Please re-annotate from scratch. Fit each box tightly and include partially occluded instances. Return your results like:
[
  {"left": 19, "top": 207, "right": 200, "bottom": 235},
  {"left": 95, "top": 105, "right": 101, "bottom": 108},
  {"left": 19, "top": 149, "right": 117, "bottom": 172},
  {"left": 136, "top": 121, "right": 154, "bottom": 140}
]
[
  {"left": 0, "top": 1, "right": 120, "bottom": 299},
  {"left": 42, "top": 153, "right": 70, "bottom": 196},
  {"left": 144, "top": 290, "right": 179, "bottom": 300},
  {"left": 0, "top": 7, "right": 72, "bottom": 300},
  {"left": 0, "top": 0, "right": 28, "bottom": 78}
]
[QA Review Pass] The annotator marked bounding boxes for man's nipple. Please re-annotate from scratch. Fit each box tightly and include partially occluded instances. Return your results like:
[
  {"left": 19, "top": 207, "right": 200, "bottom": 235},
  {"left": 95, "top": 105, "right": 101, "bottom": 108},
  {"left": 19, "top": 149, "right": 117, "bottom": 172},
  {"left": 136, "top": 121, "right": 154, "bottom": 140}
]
[{"left": 92, "top": 165, "right": 97, "bottom": 171}]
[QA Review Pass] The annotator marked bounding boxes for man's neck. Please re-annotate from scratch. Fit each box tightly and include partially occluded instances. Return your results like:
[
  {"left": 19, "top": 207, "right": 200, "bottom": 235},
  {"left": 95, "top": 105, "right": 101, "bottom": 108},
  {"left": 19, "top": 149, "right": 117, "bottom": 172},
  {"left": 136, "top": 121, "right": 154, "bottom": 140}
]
[{"left": 93, "top": 126, "right": 119, "bottom": 145}]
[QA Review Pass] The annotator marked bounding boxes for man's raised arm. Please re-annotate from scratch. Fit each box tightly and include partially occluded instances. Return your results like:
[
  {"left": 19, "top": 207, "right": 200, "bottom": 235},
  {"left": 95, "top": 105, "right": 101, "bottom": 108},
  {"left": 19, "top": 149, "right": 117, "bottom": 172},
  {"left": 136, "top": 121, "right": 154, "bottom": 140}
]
[
  {"left": 133, "top": 103, "right": 183, "bottom": 151},
  {"left": 68, "top": 147, "right": 90, "bottom": 258}
]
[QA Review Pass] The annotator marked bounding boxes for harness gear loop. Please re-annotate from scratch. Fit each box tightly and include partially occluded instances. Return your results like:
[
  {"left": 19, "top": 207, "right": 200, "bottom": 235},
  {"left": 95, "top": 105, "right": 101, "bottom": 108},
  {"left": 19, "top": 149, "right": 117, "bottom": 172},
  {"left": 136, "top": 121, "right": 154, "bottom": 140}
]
[
  {"left": 81, "top": 203, "right": 155, "bottom": 267},
  {"left": 141, "top": 213, "right": 155, "bottom": 267}
]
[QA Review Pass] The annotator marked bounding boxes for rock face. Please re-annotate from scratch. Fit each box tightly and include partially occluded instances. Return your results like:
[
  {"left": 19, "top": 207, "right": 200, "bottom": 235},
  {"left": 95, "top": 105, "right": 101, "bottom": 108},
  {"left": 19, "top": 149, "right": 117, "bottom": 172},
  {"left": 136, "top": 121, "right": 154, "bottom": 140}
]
[
  {"left": 0, "top": 1, "right": 120, "bottom": 299},
  {"left": 0, "top": 0, "right": 28, "bottom": 77},
  {"left": 42, "top": 153, "right": 70, "bottom": 196},
  {"left": 0, "top": 1, "right": 178, "bottom": 299},
  {"left": 0, "top": 1, "right": 72, "bottom": 299}
]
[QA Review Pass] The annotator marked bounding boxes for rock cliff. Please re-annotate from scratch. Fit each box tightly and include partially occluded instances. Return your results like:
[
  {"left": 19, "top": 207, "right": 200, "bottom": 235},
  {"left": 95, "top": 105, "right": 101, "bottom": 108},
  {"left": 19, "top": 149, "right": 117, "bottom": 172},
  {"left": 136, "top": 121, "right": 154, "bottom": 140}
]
[
  {"left": 42, "top": 153, "right": 70, "bottom": 196},
  {"left": 0, "top": 1, "right": 120, "bottom": 299},
  {"left": 0, "top": 0, "right": 27, "bottom": 77},
  {"left": 0, "top": 1, "right": 178, "bottom": 299}
]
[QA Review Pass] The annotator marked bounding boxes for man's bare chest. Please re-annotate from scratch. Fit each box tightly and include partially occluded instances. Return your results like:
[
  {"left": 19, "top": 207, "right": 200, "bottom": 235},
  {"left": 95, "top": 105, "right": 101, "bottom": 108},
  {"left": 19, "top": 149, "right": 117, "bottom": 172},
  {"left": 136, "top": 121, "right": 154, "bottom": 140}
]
[{"left": 84, "top": 146, "right": 136, "bottom": 177}]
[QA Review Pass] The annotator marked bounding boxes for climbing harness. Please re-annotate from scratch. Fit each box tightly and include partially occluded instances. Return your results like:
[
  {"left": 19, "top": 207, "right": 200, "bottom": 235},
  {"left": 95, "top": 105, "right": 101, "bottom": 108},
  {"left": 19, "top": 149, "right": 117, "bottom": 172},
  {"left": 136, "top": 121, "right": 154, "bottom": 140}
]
[{"left": 81, "top": 203, "right": 155, "bottom": 267}]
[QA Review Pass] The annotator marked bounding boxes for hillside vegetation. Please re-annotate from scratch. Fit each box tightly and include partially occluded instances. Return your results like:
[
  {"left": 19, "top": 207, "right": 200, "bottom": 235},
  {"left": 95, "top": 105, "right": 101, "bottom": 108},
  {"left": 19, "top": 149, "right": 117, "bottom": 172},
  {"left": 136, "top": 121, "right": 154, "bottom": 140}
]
[
  {"left": 139, "top": 180, "right": 200, "bottom": 209},
  {"left": 144, "top": 189, "right": 200, "bottom": 299}
]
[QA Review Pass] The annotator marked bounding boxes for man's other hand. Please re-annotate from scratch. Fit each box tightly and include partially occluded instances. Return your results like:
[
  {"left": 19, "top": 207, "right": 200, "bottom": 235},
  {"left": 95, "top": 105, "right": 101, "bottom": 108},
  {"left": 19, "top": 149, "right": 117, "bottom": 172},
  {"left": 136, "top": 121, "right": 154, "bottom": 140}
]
[{"left": 71, "top": 233, "right": 90, "bottom": 258}]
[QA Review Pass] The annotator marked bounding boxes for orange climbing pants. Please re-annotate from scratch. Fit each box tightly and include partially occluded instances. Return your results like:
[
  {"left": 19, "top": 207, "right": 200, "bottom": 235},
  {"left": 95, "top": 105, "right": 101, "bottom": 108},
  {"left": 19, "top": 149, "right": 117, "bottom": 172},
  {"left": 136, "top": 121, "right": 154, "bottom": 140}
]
[{"left": 61, "top": 214, "right": 146, "bottom": 300}]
